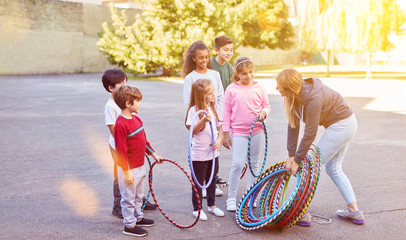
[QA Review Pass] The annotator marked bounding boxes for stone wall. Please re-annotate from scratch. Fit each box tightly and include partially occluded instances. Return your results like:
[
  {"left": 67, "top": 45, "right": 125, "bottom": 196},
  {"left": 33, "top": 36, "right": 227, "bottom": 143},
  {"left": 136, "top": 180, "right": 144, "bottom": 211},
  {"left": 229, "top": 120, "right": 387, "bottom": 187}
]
[{"left": 0, "top": 0, "right": 139, "bottom": 75}]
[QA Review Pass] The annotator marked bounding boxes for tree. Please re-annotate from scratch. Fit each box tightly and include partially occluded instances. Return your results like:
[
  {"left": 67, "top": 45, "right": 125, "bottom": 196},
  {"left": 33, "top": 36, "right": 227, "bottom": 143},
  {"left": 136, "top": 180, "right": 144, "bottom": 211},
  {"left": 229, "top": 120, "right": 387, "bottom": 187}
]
[
  {"left": 297, "top": 0, "right": 406, "bottom": 78},
  {"left": 97, "top": 0, "right": 294, "bottom": 76}
]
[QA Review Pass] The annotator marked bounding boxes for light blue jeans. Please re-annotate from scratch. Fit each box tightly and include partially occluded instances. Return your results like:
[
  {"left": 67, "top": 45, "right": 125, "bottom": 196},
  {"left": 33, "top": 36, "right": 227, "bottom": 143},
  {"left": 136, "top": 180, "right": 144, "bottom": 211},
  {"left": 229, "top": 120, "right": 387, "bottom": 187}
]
[
  {"left": 227, "top": 131, "right": 265, "bottom": 202},
  {"left": 317, "top": 114, "right": 358, "bottom": 205}
]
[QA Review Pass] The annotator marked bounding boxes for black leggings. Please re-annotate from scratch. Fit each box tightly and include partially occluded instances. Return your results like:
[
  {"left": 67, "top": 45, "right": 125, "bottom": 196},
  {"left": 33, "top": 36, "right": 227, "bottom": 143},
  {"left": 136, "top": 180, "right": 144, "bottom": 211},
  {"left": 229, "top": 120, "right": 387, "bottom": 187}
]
[{"left": 192, "top": 157, "right": 219, "bottom": 211}]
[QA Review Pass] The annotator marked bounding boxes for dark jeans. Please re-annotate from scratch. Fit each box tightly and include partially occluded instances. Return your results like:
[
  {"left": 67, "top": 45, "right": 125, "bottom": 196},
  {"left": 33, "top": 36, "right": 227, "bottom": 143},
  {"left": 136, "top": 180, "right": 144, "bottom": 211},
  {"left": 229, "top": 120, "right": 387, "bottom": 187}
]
[
  {"left": 192, "top": 157, "right": 219, "bottom": 211},
  {"left": 110, "top": 146, "right": 122, "bottom": 208}
]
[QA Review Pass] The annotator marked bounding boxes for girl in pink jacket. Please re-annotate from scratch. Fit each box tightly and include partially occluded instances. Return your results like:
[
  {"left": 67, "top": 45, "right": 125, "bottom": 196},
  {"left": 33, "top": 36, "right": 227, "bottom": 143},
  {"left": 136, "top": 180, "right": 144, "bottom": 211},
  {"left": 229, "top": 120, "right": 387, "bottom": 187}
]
[{"left": 222, "top": 56, "right": 270, "bottom": 212}]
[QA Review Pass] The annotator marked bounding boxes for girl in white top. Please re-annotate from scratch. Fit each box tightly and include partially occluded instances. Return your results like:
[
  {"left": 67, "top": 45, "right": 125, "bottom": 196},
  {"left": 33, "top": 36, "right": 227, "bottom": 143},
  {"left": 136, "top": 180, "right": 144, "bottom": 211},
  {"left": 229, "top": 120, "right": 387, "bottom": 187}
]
[
  {"left": 185, "top": 79, "right": 225, "bottom": 220},
  {"left": 182, "top": 40, "right": 224, "bottom": 121}
]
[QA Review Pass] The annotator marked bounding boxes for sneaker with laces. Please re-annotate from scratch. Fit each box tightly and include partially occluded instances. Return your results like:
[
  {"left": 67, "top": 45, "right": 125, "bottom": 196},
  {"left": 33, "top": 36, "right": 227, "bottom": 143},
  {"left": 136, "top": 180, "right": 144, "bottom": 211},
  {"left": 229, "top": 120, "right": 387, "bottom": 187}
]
[
  {"left": 123, "top": 226, "right": 147, "bottom": 237},
  {"left": 208, "top": 207, "right": 224, "bottom": 217},
  {"left": 226, "top": 199, "right": 237, "bottom": 212},
  {"left": 143, "top": 201, "right": 157, "bottom": 210},
  {"left": 337, "top": 208, "right": 364, "bottom": 225},
  {"left": 136, "top": 218, "right": 155, "bottom": 227},
  {"left": 297, "top": 212, "right": 312, "bottom": 227},
  {"left": 112, "top": 206, "right": 123, "bottom": 219},
  {"left": 193, "top": 210, "right": 208, "bottom": 221},
  {"left": 216, "top": 177, "right": 227, "bottom": 185}
]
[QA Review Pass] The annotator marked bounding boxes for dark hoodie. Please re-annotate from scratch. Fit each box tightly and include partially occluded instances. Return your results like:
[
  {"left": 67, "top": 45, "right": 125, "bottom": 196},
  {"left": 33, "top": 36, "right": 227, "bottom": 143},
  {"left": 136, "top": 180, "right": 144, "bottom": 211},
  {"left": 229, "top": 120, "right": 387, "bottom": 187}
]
[{"left": 288, "top": 77, "right": 353, "bottom": 164}]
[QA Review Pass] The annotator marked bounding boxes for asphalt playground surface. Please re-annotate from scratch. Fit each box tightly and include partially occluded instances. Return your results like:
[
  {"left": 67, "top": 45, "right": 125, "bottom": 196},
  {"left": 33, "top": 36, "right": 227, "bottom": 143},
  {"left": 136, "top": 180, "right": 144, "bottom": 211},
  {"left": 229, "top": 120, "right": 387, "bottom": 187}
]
[{"left": 0, "top": 73, "right": 405, "bottom": 240}]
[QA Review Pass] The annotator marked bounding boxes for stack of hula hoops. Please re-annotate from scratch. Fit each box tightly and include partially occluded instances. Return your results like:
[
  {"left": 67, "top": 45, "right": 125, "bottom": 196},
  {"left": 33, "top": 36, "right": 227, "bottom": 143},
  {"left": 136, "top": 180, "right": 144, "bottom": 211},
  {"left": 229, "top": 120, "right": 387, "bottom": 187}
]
[{"left": 236, "top": 144, "right": 321, "bottom": 230}]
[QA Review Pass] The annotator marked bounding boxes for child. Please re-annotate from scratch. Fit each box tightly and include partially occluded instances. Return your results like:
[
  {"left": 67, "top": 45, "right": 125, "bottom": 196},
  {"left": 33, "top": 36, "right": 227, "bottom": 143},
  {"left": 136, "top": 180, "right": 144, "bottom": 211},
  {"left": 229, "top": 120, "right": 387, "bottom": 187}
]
[
  {"left": 182, "top": 40, "right": 225, "bottom": 197},
  {"left": 211, "top": 35, "right": 234, "bottom": 91},
  {"left": 185, "top": 79, "right": 225, "bottom": 220},
  {"left": 182, "top": 40, "right": 224, "bottom": 121},
  {"left": 113, "top": 85, "right": 162, "bottom": 237},
  {"left": 211, "top": 35, "right": 234, "bottom": 187},
  {"left": 222, "top": 57, "right": 270, "bottom": 212},
  {"left": 102, "top": 69, "right": 157, "bottom": 220},
  {"left": 102, "top": 68, "right": 128, "bottom": 219}
]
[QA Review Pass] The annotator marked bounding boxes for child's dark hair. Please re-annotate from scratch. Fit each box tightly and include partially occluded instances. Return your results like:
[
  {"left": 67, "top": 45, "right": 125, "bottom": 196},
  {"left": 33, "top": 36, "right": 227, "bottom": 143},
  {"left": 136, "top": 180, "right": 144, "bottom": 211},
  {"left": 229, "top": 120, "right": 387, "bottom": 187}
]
[
  {"left": 232, "top": 56, "right": 254, "bottom": 82},
  {"left": 214, "top": 35, "right": 233, "bottom": 49},
  {"left": 113, "top": 85, "right": 142, "bottom": 110},
  {"left": 102, "top": 68, "right": 127, "bottom": 92},
  {"left": 182, "top": 40, "right": 212, "bottom": 78}
]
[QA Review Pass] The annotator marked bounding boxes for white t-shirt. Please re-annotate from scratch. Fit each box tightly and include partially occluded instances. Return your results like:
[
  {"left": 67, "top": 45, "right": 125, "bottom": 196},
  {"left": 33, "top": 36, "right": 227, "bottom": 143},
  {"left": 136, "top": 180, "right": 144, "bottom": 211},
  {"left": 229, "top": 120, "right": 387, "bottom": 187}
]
[
  {"left": 183, "top": 69, "right": 224, "bottom": 121},
  {"left": 186, "top": 106, "right": 221, "bottom": 161},
  {"left": 104, "top": 97, "right": 121, "bottom": 149}
]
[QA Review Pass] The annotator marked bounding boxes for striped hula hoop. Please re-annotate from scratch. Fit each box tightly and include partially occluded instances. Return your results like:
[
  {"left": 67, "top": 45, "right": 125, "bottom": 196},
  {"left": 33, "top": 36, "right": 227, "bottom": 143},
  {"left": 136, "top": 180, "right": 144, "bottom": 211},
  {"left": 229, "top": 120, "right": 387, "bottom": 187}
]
[
  {"left": 236, "top": 145, "right": 321, "bottom": 230},
  {"left": 148, "top": 159, "right": 201, "bottom": 229},
  {"left": 247, "top": 116, "right": 268, "bottom": 178}
]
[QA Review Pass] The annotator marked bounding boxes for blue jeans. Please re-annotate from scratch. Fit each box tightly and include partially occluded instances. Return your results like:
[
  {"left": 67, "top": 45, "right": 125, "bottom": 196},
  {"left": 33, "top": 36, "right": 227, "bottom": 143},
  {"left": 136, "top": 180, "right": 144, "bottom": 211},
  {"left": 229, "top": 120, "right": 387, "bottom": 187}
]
[{"left": 317, "top": 114, "right": 358, "bottom": 205}]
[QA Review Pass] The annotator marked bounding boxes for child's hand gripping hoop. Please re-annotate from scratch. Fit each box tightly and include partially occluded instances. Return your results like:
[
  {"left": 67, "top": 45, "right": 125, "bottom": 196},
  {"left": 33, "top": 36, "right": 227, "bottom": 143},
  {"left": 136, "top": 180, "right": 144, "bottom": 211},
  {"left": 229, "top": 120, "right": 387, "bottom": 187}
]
[
  {"left": 188, "top": 109, "right": 216, "bottom": 189},
  {"left": 148, "top": 159, "right": 202, "bottom": 229},
  {"left": 247, "top": 116, "right": 268, "bottom": 178}
]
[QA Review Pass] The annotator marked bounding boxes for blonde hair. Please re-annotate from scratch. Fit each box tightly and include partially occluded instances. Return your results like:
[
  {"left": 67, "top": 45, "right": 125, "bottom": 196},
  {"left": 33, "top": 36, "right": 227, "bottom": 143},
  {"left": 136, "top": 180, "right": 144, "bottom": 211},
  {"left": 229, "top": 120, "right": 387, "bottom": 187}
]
[
  {"left": 185, "top": 79, "right": 219, "bottom": 127},
  {"left": 275, "top": 68, "right": 303, "bottom": 128},
  {"left": 232, "top": 56, "right": 254, "bottom": 82}
]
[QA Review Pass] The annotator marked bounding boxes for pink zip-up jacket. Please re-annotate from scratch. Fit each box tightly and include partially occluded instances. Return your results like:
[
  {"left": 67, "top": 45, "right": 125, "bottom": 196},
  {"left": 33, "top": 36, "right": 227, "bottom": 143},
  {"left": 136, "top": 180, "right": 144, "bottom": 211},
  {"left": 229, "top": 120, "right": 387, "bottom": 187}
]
[{"left": 222, "top": 81, "right": 270, "bottom": 136}]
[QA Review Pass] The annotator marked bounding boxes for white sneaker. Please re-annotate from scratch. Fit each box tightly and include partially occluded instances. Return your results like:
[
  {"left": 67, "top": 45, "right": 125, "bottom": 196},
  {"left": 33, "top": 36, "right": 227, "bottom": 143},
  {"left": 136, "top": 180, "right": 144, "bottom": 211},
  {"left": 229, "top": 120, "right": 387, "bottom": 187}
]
[
  {"left": 215, "top": 188, "right": 223, "bottom": 196},
  {"left": 208, "top": 207, "right": 224, "bottom": 217},
  {"left": 192, "top": 210, "right": 208, "bottom": 221},
  {"left": 202, "top": 188, "right": 222, "bottom": 198},
  {"left": 226, "top": 199, "right": 236, "bottom": 212}
]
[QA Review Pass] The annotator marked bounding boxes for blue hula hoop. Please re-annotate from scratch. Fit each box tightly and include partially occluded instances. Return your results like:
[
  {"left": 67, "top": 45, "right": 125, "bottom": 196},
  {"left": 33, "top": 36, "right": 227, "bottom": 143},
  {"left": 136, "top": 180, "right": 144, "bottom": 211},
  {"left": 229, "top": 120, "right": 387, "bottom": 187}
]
[
  {"left": 188, "top": 109, "right": 216, "bottom": 189},
  {"left": 247, "top": 116, "right": 268, "bottom": 178},
  {"left": 141, "top": 154, "right": 152, "bottom": 212}
]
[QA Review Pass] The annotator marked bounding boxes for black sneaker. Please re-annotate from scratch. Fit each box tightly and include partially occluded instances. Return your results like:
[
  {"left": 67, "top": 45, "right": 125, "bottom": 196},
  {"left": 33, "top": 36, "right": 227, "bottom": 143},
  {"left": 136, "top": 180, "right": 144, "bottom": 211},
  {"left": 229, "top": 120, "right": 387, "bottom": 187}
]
[
  {"left": 112, "top": 207, "right": 123, "bottom": 219},
  {"left": 137, "top": 218, "right": 155, "bottom": 227},
  {"left": 123, "top": 226, "right": 147, "bottom": 237},
  {"left": 216, "top": 177, "right": 227, "bottom": 185},
  {"left": 143, "top": 201, "right": 157, "bottom": 210}
]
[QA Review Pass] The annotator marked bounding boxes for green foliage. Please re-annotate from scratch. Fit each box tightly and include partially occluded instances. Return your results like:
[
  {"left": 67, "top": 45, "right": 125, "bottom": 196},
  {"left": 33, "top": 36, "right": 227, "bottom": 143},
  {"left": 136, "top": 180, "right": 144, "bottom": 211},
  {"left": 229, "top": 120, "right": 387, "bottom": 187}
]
[
  {"left": 297, "top": 0, "right": 406, "bottom": 53},
  {"left": 97, "top": 0, "right": 294, "bottom": 75}
]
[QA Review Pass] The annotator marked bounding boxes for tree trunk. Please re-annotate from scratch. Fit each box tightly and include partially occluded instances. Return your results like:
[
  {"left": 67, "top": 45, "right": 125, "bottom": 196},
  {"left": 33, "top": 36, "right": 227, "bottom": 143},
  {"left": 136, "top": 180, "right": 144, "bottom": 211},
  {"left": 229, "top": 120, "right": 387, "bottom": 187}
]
[
  {"left": 162, "top": 66, "right": 173, "bottom": 76},
  {"left": 326, "top": 50, "right": 331, "bottom": 77},
  {"left": 366, "top": 51, "right": 372, "bottom": 79}
]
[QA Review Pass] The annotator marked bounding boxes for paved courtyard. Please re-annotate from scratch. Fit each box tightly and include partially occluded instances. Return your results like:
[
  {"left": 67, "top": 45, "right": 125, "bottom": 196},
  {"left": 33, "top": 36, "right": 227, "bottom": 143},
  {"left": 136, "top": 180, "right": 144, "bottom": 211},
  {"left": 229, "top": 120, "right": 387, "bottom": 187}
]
[{"left": 0, "top": 73, "right": 405, "bottom": 239}]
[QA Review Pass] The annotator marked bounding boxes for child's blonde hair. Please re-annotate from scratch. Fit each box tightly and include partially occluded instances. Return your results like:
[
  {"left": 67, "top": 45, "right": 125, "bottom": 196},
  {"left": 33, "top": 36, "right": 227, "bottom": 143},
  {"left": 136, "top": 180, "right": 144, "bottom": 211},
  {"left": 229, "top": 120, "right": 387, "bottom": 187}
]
[
  {"left": 185, "top": 79, "right": 219, "bottom": 127},
  {"left": 182, "top": 41, "right": 212, "bottom": 78},
  {"left": 275, "top": 68, "right": 303, "bottom": 128},
  {"left": 232, "top": 56, "right": 254, "bottom": 82}
]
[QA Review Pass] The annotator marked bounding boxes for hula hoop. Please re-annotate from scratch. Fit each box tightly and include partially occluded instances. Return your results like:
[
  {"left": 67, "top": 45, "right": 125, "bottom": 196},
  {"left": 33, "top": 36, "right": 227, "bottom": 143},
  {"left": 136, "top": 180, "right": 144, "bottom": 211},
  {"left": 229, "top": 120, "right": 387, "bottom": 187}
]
[
  {"left": 247, "top": 116, "right": 268, "bottom": 178},
  {"left": 236, "top": 145, "right": 321, "bottom": 230},
  {"left": 141, "top": 154, "right": 152, "bottom": 211},
  {"left": 188, "top": 109, "right": 216, "bottom": 189},
  {"left": 148, "top": 159, "right": 201, "bottom": 229}
]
